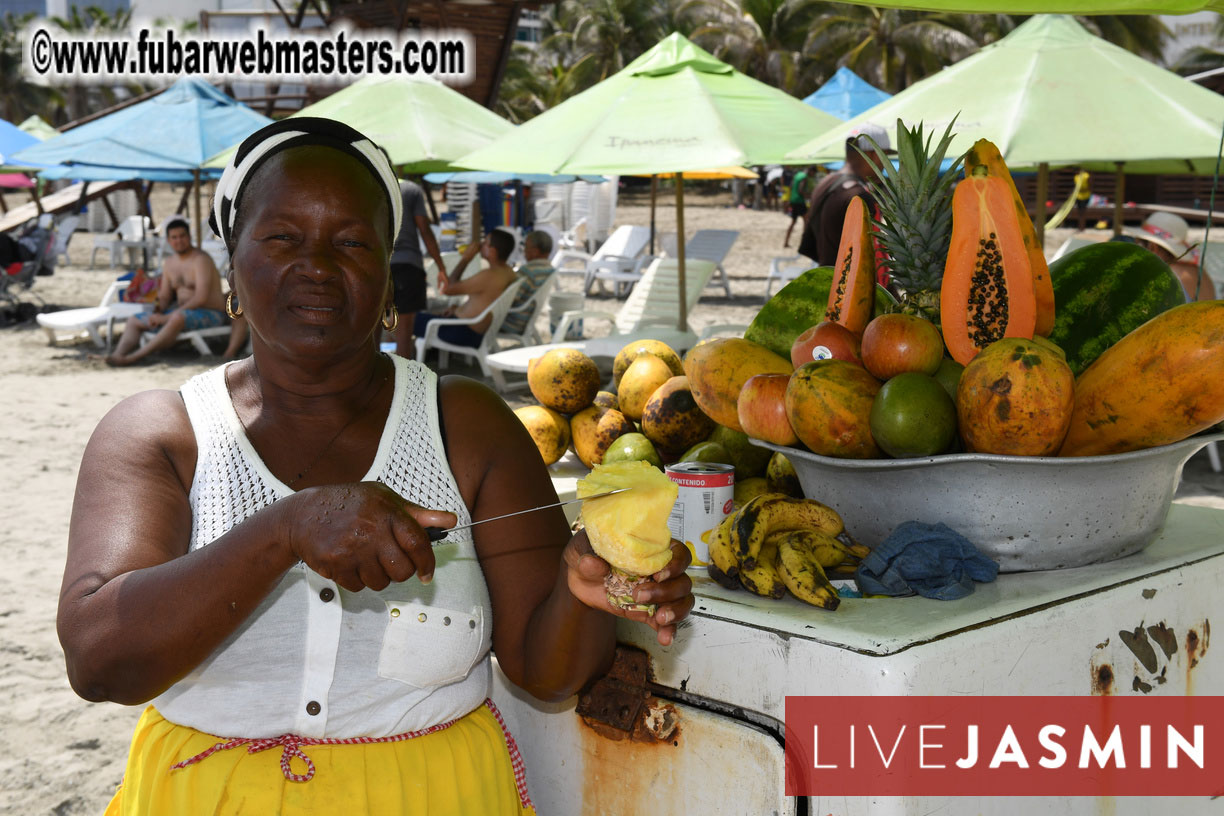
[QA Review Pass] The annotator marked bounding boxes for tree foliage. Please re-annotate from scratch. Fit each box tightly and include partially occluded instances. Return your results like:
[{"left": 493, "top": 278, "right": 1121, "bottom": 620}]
[{"left": 496, "top": 3, "right": 1173, "bottom": 121}]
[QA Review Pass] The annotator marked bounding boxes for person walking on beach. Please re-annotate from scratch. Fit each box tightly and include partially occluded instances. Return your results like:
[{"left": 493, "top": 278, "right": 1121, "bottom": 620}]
[
  {"left": 798, "top": 123, "right": 891, "bottom": 267},
  {"left": 103, "top": 217, "right": 226, "bottom": 366},
  {"left": 783, "top": 165, "right": 815, "bottom": 249},
  {"left": 58, "top": 117, "right": 694, "bottom": 815},
  {"left": 392, "top": 179, "right": 449, "bottom": 359}
]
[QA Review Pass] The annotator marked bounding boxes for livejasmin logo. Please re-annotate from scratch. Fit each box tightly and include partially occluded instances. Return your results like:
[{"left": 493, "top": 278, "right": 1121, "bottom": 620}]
[{"left": 784, "top": 696, "right": 1222, "bottom": 796}]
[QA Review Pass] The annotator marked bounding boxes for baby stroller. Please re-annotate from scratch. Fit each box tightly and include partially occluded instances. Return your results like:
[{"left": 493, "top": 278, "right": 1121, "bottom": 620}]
[{"left": 1, "top": 215, "right": 58, "bottom": 321}]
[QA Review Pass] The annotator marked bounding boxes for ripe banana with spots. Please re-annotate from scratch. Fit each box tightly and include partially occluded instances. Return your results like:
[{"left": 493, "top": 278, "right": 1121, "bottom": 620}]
[
  {"left": 774, "top": 532, "right": 841, "bottom": 610},
  {"left": 705, "top": 513, "right": 741, "bottom": 590},
  {"left": 737, "top": 534, "right": 786, "bottom": 599},
  {"left": 734, "top": 495, "right": 845, "bottom": 569}
]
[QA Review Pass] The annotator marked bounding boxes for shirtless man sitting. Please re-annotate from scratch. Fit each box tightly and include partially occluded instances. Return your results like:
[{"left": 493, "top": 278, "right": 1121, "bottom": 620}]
[
  {"left": 406, "top": 227, "right": 518, "bottom": 358},
  {"left": 105, "top": 217, "right": 226, "bottom": 366}
]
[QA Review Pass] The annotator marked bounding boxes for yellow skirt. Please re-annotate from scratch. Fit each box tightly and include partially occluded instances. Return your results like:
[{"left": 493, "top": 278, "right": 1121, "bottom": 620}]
[{"left": 104, "top": 702, "right": 536, "bottom": 816}]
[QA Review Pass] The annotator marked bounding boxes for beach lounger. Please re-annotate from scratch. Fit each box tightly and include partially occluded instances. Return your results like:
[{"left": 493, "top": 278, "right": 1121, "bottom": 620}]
[
  {"left": 551, "top": 225, "right": 650, "bottom": 297},
  {"left": 485, "top": 258, "right": 714, "bottom": 392},
  {"left": 35, "top": 280, "right": 150, "bottom": 350}
]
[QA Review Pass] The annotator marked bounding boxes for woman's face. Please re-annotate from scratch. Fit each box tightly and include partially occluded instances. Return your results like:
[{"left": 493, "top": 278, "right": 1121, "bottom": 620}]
[{"left": 228, "top": 146, "right": 392, "bottom": 359}]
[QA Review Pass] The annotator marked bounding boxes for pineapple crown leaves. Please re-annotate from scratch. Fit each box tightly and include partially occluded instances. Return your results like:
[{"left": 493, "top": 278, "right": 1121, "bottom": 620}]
[{"left": 852, "top": 116, "right": 968, "bottom": 289}]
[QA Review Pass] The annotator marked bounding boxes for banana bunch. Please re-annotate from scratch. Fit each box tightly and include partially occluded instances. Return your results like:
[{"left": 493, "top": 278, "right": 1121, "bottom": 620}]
[{"left": 707, "top": 493, "right": 870, "bottom": 611}]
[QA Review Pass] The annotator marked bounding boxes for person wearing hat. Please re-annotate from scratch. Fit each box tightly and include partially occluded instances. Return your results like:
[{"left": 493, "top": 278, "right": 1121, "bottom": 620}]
[
  {"left": 58, "top": 117, "right": 695, "bottom": 814},
  {"left": 798, "top": 122, "right": 892, "bottom": 267},
  {"left": 1126, "top": 211, "right": 1217, "bottom": 302}
]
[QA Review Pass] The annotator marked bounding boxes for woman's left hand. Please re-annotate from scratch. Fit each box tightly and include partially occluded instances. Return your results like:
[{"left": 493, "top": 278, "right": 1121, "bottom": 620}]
[{"left": 563, "top": 530, "right": 694, "bottom": 647}]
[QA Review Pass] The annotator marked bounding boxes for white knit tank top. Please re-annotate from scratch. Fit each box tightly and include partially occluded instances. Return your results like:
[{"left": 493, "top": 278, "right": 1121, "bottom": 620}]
[{"left": 153, "top": 355, "right": 493, "bottom": 740}]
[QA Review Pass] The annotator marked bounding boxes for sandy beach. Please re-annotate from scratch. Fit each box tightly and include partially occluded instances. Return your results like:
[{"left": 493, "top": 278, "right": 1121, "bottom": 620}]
[{"left": 1, "top": 186, "right": 1221, "bottom": 814}]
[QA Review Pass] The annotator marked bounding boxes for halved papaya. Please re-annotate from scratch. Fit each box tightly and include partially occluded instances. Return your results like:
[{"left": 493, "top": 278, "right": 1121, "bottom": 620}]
[
  {"left": 825, "top": 195, "right": 876, "bottom": 335},
  {"left": 964, "top": 139, "right": 1055, "bottom": 336},
  {"left": 940, "top": 168, "right": 1037, "bottom": 365}
]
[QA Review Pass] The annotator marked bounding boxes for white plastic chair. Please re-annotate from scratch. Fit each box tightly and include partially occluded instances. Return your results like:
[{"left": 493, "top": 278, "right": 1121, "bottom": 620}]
[
  {"left": 415, "top": 279, "right": 523, "bottom": 377},
  {"left": 485, "top": 258, "right": 714, "bottom": 392},
  {"left": 90, "top": 215, "right": 154, "bottom": 269},
  {"left": 51, "top": 213, "right": 80, "bottom": 267},
  {"left": 551, "top": 257, "right": 717, "bottom": 340},
  {"left": 498, "top": 271, "right": 557, "bottom": 348},
  {"left": 554, "top": 224, "right": 651, "bottom": 296},
  {"left": 765, "top": 255, "right": 811, "bottom": 298}
]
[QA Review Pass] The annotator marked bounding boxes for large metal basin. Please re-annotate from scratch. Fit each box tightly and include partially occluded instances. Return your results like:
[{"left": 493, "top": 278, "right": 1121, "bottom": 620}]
[{"left": 753, "top": 433, "right": 1224, "bottom": 573}]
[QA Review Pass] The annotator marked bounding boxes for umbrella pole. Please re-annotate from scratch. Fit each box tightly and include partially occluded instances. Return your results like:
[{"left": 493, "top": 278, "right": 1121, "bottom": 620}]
[
  {"left": 1113, "top": 162, "right": 1126, "bottom": 237},
  {"left": 1035, "top": 163, "right": 1048, "bottom": 248},
  {"left": 649, "top": 175, "right": 657, "bottom": 254},
  {"left": 193, "top": 169, "right": 202, "bottom": 245},
  {"left": 676, "top": 176, "right": 687, "bottom": 334}
]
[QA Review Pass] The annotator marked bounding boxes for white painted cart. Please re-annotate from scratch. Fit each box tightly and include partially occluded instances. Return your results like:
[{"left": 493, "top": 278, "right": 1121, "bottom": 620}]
[{"left": 491, "top": 502, "right": 1224, "bottom": 815}]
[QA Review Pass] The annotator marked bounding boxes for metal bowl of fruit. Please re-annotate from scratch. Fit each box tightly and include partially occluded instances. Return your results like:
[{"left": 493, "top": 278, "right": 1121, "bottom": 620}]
[{"left": 752, "top": 432, "right": 1224, "bottom": 573}]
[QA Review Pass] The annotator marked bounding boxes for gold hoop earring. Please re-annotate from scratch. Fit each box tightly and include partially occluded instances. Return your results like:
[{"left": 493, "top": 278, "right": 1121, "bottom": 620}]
[
  {"left": 225, "top": 292, "right": 243, "bottom": 319},
  {"left": 382, "top": 305, "right": 399, "bottom": 332}
]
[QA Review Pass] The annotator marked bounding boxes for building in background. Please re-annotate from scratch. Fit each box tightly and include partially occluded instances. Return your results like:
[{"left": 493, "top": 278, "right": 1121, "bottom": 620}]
[{"left": 1160, "top": 11, "right": 1221, "bottom": 67}]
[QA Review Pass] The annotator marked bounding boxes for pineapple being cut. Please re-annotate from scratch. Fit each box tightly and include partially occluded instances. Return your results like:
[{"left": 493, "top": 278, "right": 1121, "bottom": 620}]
[{"left": 577, "top": 461, "right": 678, "bottom": 613}]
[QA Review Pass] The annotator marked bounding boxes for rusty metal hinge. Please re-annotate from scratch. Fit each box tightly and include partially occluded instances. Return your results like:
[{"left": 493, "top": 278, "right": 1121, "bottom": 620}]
[{"left": 576, "top": 644, "right": 679, "bottom": 743}]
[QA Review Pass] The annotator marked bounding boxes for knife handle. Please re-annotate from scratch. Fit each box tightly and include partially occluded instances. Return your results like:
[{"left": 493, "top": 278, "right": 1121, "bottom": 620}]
[{"left": 424, "top": 526, "right": 448, "bottom": 542}]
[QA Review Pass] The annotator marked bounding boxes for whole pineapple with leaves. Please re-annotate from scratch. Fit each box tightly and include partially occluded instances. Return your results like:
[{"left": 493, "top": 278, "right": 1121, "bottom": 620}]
[{"left": 855, "top": 118, "right": 964, "bottom": 323}]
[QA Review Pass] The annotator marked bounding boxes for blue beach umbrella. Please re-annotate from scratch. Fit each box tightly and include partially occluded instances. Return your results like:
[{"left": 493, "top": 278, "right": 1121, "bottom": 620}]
[{"left": 802, "top": 67, "right": 892, "bottom": 122}]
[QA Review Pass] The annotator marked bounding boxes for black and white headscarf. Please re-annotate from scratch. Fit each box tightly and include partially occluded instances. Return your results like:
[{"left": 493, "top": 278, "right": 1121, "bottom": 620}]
[{"left": 209, "top": 117, "right": 402, "bottom": 250}]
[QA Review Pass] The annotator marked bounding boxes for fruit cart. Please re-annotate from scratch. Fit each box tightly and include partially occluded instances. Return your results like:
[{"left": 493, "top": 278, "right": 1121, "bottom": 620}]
[{"left": 491, "top": 500, "right": 1224, "bottom": 815}]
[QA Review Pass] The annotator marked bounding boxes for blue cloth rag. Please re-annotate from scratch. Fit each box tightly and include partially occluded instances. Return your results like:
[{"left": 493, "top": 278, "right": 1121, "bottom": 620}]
[{"left": 855, "top": 521, "right": 999, "bottom": 600}]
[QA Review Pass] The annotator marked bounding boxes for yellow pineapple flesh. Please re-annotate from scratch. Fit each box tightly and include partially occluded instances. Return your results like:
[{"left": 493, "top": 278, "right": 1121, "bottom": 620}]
[{"left": 578, "top": 460, "right": 677, "bottom": 578}]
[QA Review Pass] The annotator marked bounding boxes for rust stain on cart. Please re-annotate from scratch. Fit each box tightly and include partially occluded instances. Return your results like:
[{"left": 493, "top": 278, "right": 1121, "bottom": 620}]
[
  {"left": 577, "top": 645, "right": 685, "bottom": 814},
  {"left": 1092, "top": 618, "right": 1211, "bottom": 696}
]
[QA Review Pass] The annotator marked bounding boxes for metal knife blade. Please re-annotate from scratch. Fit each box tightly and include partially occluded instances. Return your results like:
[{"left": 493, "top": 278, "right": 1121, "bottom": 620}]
[{"left": 424, "top": 488, "right": 632, "bottom": 541}]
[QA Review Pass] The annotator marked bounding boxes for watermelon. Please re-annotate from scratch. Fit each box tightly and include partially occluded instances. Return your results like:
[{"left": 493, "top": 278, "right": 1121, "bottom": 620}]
[
  {"left": 746, "top": 267, "right": 897, "bottom": 359},
  {"left": 1047, "top": 242, "right": 1187, "bottom": 375}
]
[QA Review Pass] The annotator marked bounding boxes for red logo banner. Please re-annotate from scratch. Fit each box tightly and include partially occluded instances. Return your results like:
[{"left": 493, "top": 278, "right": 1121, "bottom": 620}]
[{"left": 785, "top": 696, "right": 1224, "bottom": 796}]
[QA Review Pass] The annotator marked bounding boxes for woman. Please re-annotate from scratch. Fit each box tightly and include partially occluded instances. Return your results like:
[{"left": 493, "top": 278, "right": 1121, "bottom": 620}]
[{"left": 57, "top": 118, "right": 694, "bottom": 815}]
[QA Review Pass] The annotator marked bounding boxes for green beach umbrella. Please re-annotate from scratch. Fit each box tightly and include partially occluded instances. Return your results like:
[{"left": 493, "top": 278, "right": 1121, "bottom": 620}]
[
  {"left": 458, "top": 33, "right": 840, "bottom": 176},
  {"left": 205, "top": 74, "right": 513, "bottom": 173},
  {"left": 458, "top": 32, "right": 842, "bottom": 329},
  {"left": 18, "top": 116, "right": 58, "bottom": 142},
  {"left": 786, "top": 15, "right": 1224, "bottom": 239},
  {"left": 811, "top": 0, "right": 1221, "bottom": 10}
]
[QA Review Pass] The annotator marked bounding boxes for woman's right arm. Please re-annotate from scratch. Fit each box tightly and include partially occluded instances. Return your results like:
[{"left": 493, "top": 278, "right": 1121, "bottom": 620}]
[{"left": 57, "top": 390, "right": 452, "bottom": 705}]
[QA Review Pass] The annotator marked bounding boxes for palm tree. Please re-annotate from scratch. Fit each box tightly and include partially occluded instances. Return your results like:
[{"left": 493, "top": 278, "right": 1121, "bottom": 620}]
[
  {"left": 0, "top": 13, "right": 64, "bottom": 125},
  {"left": 48, "top": 4, "right": 143, "bottom": 125},
  {"left": 495, "top": 43, "right": 598, "bottom": 124},
  {"left": 803, "top": 5, "right": 979, "bottom": 94},
  {"left": 561, "top": 0, "right": 672, "bottom": 82},
  {"left": 679, "top": 0, "right": 826, "bottom": 94},
  {"left": 1078, "top": 15, "right": 1170, "bottom": 63},
  {"left": 494, "top": 0, "right": 673, "bottom": 122}
]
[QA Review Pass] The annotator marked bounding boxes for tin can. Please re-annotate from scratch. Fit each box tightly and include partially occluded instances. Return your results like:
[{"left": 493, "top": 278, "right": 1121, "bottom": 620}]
[{"left": 665, "top": 462, "right": 735, "bottom": 569}]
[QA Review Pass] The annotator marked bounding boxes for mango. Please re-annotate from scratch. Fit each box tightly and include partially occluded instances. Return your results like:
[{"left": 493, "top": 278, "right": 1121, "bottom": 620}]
[
  {"left": 528, "top": 348, "right": 601, "bottom": 414},
  {"left": 571, "top": 405, "right": 637, "bottom": 468},
  {"left": 683, "top": 338, "right": 793, "bottom": 432},
  {"left": 613, "top": 340, "right": 684, "bottom": 389},
  {"left": 514, "top": 405, "right": 571, "bottom": 466},
  {"left": 618, "top": 354, "right": 674, "bottom": 421},
  {"left": 640, "top": 375, "right": 714, "bottom": 454},
  {"left": 602, "top": 432, "right": 663, "bottom": 469}
]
